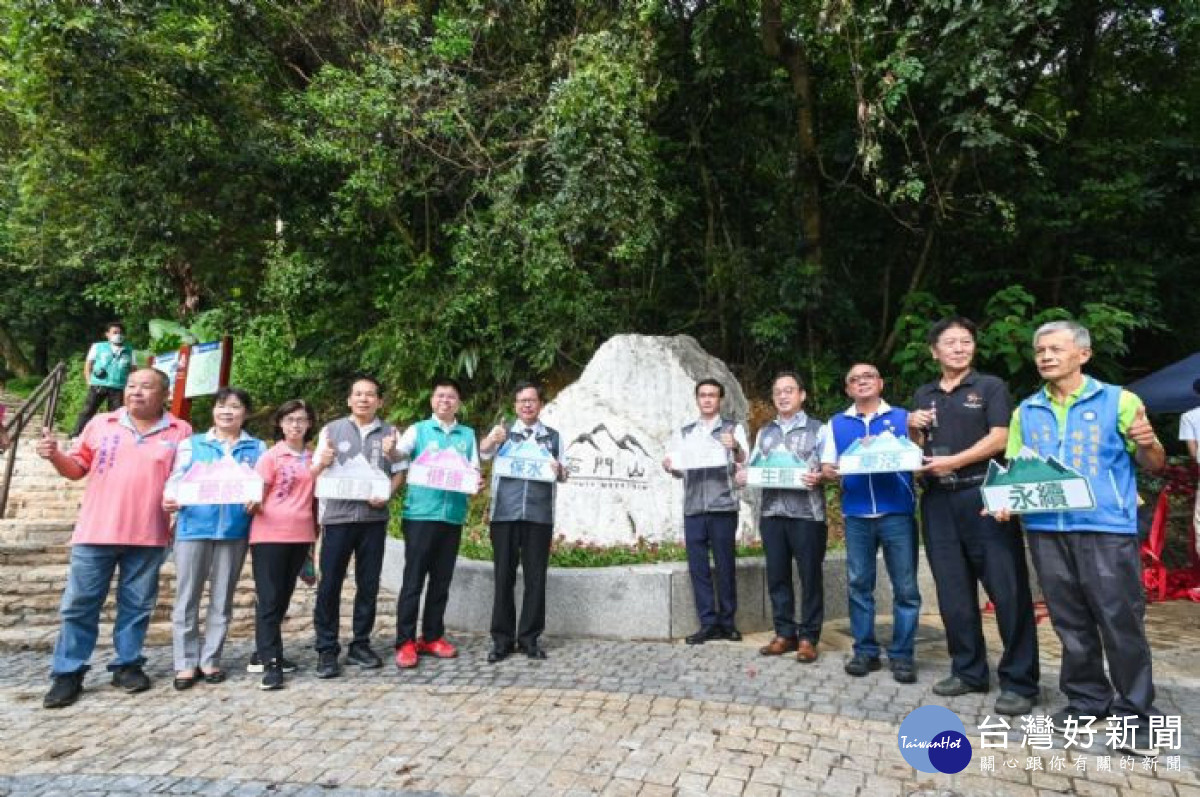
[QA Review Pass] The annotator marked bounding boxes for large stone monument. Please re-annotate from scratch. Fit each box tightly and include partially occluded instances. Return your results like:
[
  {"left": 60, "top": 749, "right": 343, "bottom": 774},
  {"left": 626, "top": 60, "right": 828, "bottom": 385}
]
[{"left": 540, "top": 334, "right": 755, "bottom": 546}]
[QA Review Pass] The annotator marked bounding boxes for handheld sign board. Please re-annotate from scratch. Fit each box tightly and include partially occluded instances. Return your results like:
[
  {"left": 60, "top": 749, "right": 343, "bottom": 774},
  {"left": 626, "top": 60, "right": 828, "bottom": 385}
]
[
  {"left": 667, "top": 429, "right": 731, "bottom": 471},
  {"left": 837, "top": 430, "right": 923, "bottom": 475},
  {"left": 315, "top": 453, "right": 391, "bottom": 502},
  {"left": 981, "top": 450, "right": 1096, "bottom": 514},
  {"left": 408, "top": 448, "right": 480, "bottom": 495},
  {"left": 746, "top": 448, "right": 814, "bottom": 490},
  {"left": 175, "top": 454, "right": 265, "bottom": 506},
  {"left": 494, "top": 439, "right": 557, "bottom": 483}
]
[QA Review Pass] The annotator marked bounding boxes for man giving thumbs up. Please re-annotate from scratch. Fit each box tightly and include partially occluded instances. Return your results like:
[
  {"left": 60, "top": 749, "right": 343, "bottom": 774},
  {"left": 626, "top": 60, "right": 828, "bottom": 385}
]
[{"left": 1006, "top": 321, "right": 1165, "bottom": 758}]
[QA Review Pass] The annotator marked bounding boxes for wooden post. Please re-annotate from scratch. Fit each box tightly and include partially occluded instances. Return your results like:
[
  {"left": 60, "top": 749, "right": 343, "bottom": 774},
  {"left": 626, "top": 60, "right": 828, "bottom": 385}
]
[{"left": 169, "top": 344, "right": 192, "bottom": 422}]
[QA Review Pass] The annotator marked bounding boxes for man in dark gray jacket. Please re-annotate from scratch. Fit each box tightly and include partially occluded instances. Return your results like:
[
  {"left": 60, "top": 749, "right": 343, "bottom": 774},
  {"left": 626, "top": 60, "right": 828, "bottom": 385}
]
[
  {"left": 479, "top": 382, "right": 567, "bottom": 662},
  {"left": 310, "top": 375, "right": 404, "bottom": 677},
  {"left": 662, "top": 379, "right": 748, "bottom": 645},
  {"left": 740, "top": 371, "right": 828, "bottom": 663}
]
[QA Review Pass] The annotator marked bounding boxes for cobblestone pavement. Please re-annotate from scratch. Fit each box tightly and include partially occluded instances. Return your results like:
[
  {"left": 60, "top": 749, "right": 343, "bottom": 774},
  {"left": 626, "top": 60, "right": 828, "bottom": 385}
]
[{"left": 2, "top": 603, "right": 1199, "bottom": 796}]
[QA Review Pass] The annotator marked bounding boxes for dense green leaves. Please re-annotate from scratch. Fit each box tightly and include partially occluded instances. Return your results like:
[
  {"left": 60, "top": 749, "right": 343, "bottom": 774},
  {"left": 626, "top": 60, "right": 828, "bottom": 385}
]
[{"left": 0, "top": 0, "right": 1196, "bottom": 421}]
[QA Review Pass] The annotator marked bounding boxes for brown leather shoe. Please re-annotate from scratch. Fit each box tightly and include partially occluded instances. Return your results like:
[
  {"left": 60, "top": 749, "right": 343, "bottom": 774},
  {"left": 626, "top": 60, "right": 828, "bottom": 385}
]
[
  {"left": 758, "top": 636, "right": 799, "bottom": 656},
  {"left": 796, "top": 640, "right": 818, "bottom": 663}
]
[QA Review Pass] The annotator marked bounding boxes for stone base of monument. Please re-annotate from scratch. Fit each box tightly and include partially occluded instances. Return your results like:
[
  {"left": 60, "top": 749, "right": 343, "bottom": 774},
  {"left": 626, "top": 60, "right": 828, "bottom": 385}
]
[{"left": 381, "top": 539, "right": 976, "bottom": 642}]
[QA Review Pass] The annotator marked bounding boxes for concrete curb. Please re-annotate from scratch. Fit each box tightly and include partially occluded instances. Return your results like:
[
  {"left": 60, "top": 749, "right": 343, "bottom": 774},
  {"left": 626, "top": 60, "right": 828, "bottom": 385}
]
[{"left": 379, "top": 538, "right": 995, "bottom": 641}]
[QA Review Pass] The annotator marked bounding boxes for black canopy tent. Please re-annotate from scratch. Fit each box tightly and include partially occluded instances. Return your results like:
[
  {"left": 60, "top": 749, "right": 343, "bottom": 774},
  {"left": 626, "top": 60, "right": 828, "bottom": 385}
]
[{"left": 1126, "top": 353, "right": 1200, "bottom": 414}]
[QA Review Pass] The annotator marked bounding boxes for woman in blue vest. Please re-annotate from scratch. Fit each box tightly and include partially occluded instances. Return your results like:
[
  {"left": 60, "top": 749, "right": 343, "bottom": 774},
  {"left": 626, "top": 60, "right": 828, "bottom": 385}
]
[{"left": 164, "top": 387, "right": 267, "bottom": 689}]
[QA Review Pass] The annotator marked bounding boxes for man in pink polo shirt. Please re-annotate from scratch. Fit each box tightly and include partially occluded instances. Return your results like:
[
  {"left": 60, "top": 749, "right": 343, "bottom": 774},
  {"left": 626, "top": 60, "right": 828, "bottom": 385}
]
[{"left": 36, "top": 367, "right": 192, "bottom": 709}]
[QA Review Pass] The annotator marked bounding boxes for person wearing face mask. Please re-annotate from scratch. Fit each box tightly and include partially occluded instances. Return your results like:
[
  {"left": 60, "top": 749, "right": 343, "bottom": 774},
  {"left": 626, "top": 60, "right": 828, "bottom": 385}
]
[
  {"left": 163, "top": 387, "right": 268, "bottom": 689},
  {"left": 71, "top": 322, "right": 135, "bottom": 438}
]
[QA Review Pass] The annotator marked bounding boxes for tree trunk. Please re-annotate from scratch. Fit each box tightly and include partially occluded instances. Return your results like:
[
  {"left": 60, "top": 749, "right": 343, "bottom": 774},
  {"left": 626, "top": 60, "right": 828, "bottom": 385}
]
[
  {"left": 0, "top": 320, "right": 35, "bottom": 378},
  {"left": 760, "top": 1, "right": 823, "bottom": 356}
]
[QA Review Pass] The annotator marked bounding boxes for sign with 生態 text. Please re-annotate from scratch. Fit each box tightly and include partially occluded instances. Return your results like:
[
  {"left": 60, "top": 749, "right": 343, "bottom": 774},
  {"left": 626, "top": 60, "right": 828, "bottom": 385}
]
[{"left": 746, "top": 448, "right": 814, "bottom": 490}]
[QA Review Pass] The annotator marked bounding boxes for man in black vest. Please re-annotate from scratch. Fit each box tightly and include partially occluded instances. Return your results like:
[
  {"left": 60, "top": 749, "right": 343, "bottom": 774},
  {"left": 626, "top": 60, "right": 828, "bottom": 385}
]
[
  {"left": 663, "top": 379, "right": 748, "bottom": 644},
  {"left": 479, "top": 382, "right": 567, "bottom": 662}
]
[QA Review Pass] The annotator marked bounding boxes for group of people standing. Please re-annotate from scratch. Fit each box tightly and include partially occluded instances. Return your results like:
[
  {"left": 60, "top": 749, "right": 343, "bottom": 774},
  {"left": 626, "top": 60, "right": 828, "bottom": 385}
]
[
  {"left": 667, "top": 317, "right": 1164, "bottom": 757},
  {"left": 37, "top": 367, "right": 564, "bottom": 706},
  {"left": 33, "top": 317, "right": 1166, "bottom": 756}
]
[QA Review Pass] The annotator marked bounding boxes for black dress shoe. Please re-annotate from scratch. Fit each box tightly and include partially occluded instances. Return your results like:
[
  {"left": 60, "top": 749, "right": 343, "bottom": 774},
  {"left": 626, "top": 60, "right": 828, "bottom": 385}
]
[
  {"left": 685, "top": 626, "right": 721, "bottom": 645},
  {"left": 316, "top": 650, "right": 341, "bottom": 679},
  {"left": 487, "top": 647, "right": 510, "bottom": 664},
  {"left": 721, "top": 626, "right": 742, "bottom": 642},
  {"left": 932, "top": 675, "right": 989, "bottom": 697},
  {"left": 346, "top": 644, "right": 383, "bottom": 669},
  {"left": 519, "top": 644, "right": 547, "bottom": 660},
  {"left": 173, "top": 668, "right": 202, "bottom": 691}
]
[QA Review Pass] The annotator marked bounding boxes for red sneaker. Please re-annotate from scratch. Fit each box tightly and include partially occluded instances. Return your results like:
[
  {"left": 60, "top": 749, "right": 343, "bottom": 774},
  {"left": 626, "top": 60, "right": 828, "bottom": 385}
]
[
  {"left": 416, "top": 637, "right": 458, "bottom": 659},
  {"left": 394, "top": 641, "right": 418, "bottom": 669}
]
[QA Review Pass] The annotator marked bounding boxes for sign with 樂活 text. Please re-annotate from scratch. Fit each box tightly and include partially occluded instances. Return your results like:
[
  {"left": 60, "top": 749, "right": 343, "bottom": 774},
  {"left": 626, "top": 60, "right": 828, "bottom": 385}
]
[{"left": 837, "top": 430, "right": 923, "bottom": 475}]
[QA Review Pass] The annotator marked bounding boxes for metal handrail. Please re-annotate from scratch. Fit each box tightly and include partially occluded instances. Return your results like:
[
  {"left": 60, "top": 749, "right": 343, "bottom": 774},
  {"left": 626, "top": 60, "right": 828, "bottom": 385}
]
[{"left": 0, "top": 361, "right": 68, "bottom": 518}]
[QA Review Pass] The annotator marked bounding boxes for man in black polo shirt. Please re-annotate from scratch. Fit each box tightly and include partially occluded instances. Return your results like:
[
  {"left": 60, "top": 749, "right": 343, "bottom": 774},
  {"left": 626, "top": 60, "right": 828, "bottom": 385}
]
[{"left": 910, "top": 317, "right": 1040, "bottom": 716}]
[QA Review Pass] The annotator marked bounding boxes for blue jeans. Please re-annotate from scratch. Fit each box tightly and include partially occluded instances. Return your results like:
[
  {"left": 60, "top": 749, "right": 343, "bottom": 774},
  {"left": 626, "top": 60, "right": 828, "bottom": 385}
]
[
  {"left": 51, "top": 544, "right": 166, "bottom": 676},
  {"left": 844, "top": 514, "right": 921, "bottom": 661}
]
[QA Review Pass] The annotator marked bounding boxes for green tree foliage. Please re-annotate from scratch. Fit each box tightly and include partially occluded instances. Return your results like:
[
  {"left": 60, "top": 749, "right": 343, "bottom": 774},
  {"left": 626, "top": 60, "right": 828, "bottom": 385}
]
[{"left": 0, "top": 0, "right": 1195, "bottom": 418}]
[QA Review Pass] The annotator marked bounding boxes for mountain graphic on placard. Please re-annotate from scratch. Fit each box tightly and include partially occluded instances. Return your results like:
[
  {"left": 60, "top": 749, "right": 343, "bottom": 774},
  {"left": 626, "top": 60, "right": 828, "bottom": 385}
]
[
  {"left": 326, "top": 453, "right": 386, "bottom": 480},
  {"left": 569, "top": 424, "right": 651, "bottom": 459},
  {"left": 985, "top": 448, "right": 1079, "bottom": 486},
  {"left": 841, "top": 429, "right": 920, "bottom": 456},
  {"left": 497, "top": 438, "right": 551, "bottom": 460},
  {"left": 180, "top": 454, "right": 260, "bottom": 484},
  {"left": 413, "top": 447, "right": 474, "bottom": 469},
  {"left": 751, "top": 448, "right": 805, "bottom": 467}
]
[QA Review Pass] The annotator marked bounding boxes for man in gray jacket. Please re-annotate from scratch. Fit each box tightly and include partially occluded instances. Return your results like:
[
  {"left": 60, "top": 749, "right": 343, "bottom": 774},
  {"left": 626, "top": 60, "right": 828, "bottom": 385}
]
[
  {"left": 662, "top": 379, "right": 748, "bottom": 644},
  {"left": 479, "top": 382, "right": 567, "bottom": 662},
  {"left": 740, "top": 371, "right": 828, "bottom": 663},
  {"left": 310, "top": 375, "right": 404, "bottom": 677}
]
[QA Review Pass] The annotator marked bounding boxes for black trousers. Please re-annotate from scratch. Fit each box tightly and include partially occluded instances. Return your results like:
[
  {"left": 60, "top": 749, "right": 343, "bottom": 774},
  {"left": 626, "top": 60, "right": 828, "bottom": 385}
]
[
  {"left": 683, "top": 513, "right": 738, "bottom": 629},
  {"left": 251, "top": 542, "right": 309, "bottom": 663},
  {"left": 489, "top": 520, "right": 553, "bottom": 650},
  {"left": 395, "top": 520, "right": 462, "bottom": 645},
  {"left": 313, "top": 521, "right": 387, "bottom": 654},
  {"left": 1029, "top": 531, "right": 1157, "bottom": 718},
  {"left": 71, "top": 386, "right": 123, "bottom": 436},
  {"left": 760, "top": 516, "right": 827, "bottom": 643},
  {"left": 921, "top": 487, "right": 1039, "bottom": 696}
]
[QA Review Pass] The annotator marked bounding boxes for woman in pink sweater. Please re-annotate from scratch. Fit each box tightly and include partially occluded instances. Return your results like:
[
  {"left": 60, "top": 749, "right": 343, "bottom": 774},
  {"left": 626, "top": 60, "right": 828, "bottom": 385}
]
[{"left": 247, "top": 400, "right": 318, "bottom": 690}]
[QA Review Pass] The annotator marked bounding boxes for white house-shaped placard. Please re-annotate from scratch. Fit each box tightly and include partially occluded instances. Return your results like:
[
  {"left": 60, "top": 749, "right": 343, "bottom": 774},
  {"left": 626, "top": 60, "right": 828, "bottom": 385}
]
[
  {"left": 667, "top": 429, "right": 731, "bottom": 471},
  {"left": 408, "top": 448, "right": 480, "bottom": 495},
  {"left": 746, "top": 448, "right": 814, "bottom": 490},
  {"left": 837, "top": 430, "right": 923, "bottom": 475},
  {"left": 315, "top": 453, "right": 391, "bottom": 502},
  {"left": 175, "top": 454, "right": 265, "bottom": 506},
  {"left": 981, "top": 449, "right": 1096, "bottom": 514},
  {"left": 493, "top": 439, "right": 557, "bottom": 483}
]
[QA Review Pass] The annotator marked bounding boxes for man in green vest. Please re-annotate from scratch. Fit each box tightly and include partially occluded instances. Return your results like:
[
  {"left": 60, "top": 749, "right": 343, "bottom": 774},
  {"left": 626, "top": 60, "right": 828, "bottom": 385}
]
[
  {"left": 394, "top": 377, "right": 480, "bottom": 668},
  {"left": 71, "top": 322, "right": 135, "bottom": 438}
]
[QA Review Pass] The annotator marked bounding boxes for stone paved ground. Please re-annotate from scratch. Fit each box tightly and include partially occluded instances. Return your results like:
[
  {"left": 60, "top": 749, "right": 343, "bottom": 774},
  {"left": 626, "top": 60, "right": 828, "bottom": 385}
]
[{"left": 2, "top": 603, "right": 1199, "bottom": 797}]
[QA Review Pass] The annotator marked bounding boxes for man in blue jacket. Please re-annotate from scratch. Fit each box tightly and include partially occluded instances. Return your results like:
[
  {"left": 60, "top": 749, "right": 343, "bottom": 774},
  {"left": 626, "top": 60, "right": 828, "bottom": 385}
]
[
  {"left": 821, "top": 363, "right": 921, "bottom": 684},
  {"left": 1004, "top": 321, "right": 1164, "bottom": 757}
]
